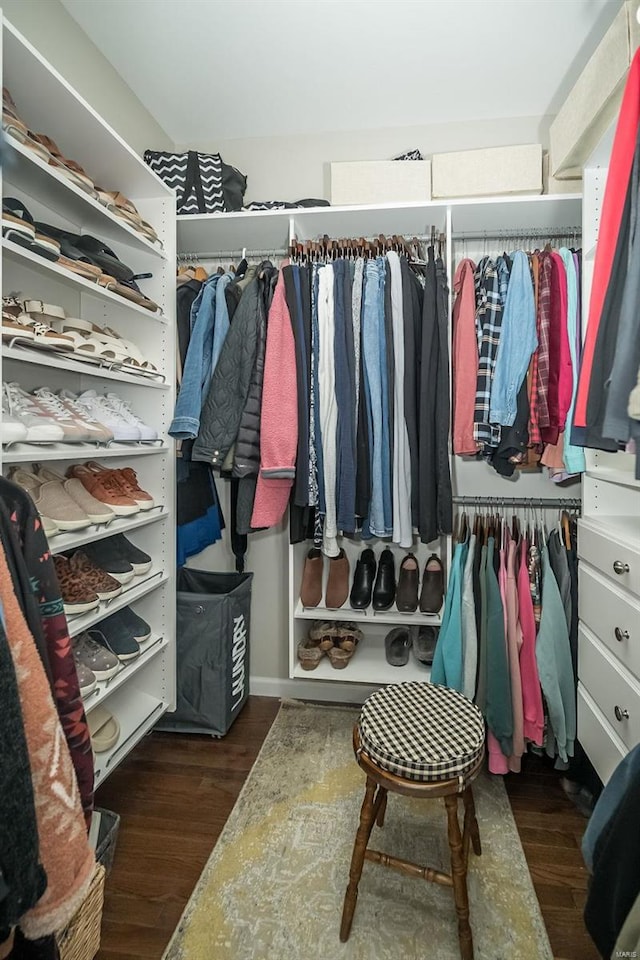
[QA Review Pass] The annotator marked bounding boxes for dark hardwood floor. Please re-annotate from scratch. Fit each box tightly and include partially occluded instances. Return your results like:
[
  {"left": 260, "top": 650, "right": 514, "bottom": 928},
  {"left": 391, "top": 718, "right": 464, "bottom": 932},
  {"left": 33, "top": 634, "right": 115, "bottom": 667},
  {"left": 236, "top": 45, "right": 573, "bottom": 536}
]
[{"left": 95, "top": 696, "right": 597, "bottom": 960}]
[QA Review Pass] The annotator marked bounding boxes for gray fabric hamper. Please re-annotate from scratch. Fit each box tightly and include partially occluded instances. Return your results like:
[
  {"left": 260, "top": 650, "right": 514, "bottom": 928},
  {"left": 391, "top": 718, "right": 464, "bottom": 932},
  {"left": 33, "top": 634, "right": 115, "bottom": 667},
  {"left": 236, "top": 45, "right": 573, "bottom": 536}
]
[{"left": 159, "top": 568, "right": 252, "bottom": 736}]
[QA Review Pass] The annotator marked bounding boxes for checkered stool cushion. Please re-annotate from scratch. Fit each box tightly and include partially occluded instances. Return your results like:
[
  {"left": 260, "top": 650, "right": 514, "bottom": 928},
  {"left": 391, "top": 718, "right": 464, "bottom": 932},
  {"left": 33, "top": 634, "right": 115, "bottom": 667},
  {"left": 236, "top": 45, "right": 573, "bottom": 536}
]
[{"left": 357, "top": 682, "right": 485, "bottom": 784}]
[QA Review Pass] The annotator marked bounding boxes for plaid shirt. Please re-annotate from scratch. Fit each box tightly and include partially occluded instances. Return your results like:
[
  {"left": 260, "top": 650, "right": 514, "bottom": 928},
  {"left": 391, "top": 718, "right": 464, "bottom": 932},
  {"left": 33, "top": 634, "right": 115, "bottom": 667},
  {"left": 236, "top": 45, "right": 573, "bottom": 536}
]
[
  {"left": 473, "top": 257, "right": 504, "bottom": 447},
  {"left": 534, "top": 252, "right": 552, "bottom": 431}
]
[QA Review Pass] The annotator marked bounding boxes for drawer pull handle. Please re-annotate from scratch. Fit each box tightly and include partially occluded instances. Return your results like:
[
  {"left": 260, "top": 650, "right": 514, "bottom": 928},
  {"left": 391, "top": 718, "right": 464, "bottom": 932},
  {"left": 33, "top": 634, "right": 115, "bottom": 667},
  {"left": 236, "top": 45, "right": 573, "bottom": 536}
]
[
  {"left": 615, "top": 627, "right": 630, "bottom": 642},
  {"left": 614, "top": 705, "right": 630, "bottom": 722},
  {"left": 613, "top": 560, "right": 630, "bottom": 575}
]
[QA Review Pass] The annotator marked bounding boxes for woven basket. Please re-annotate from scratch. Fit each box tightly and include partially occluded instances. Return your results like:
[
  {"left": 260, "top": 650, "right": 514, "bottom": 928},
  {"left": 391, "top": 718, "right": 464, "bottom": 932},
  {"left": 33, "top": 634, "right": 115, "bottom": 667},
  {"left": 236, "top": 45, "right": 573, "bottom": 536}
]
[{"left": 56, "top": 863, "right": 105, "bottom": 960}]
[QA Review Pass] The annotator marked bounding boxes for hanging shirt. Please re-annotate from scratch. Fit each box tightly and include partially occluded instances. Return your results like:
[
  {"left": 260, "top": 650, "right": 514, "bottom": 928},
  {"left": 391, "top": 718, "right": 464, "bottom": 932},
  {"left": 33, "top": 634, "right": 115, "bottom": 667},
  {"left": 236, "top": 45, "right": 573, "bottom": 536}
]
[
  {"left": 489, "top": 251, "right": 537, "bottom": 427},
  {"left": 452, "top": 259, "right": 480, "bottom": 455},
  {"left": 473, "top": 258, "right": 503, "bottom": 447}
]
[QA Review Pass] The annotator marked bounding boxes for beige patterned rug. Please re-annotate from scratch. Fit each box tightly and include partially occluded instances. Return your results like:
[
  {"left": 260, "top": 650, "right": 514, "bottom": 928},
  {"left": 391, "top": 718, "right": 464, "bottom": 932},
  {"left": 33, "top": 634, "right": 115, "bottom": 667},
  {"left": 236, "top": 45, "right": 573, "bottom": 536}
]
[{"left": 164, "top": 700, "right": 552, "bottom": 960}]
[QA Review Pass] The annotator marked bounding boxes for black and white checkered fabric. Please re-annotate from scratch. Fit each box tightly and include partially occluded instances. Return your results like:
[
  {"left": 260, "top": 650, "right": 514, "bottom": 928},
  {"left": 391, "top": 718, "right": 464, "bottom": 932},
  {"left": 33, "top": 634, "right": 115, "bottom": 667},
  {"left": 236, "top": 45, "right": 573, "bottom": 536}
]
[
  {"left": 392, "top": 148, "right": 424, "bottom": 161},
  {"left": 358, "top": 682, "right": 485, "bottom": 784}
]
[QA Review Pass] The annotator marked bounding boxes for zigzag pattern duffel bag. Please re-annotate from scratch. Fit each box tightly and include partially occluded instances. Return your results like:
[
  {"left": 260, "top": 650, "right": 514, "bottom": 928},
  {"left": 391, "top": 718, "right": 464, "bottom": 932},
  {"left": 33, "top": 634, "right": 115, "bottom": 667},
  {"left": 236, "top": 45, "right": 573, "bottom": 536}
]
[{"left": 143, "top": 150, "right": 247, "bottom": 215}]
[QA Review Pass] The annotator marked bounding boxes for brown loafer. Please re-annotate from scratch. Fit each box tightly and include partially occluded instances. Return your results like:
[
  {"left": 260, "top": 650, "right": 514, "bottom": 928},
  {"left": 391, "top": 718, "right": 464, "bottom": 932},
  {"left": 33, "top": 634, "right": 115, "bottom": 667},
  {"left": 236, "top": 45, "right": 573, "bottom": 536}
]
[
  {"left": 420, "top": 554, "right": 445, "bottom": 613},
  {"left": 396, "top": 553, "right": 419, "bottom": 612}
]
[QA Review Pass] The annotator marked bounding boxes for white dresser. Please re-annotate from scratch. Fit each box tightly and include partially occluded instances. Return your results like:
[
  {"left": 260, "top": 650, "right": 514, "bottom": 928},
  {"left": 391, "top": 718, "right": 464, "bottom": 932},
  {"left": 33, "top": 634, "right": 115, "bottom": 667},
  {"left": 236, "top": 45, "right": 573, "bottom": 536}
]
[
  {"left": 578, "top": 470, "right": 640, "bottom": 784},
  {"left": 577, "top": 125, "right": 640, "bottom": 785}
]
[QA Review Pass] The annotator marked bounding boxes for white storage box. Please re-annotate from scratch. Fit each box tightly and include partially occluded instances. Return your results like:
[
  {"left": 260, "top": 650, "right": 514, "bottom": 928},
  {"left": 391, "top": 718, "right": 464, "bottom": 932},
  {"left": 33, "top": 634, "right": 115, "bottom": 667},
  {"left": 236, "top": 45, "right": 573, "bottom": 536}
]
[
  {"left": 542, "top": 153, "right": 581, "bottom": 195},
  {"left": 431, "top": 144, "right": 542, "bottom": 199},
  {"left": 330, "top": 160, "right": 431, "bottom": 206},
  {"left": 550, "top": 1, "right": 640, "bottom": 179}
]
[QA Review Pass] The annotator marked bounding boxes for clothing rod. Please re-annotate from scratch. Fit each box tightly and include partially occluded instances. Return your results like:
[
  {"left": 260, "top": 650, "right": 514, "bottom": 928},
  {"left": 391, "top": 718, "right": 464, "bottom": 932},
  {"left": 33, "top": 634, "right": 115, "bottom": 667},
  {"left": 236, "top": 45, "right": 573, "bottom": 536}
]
[
  {"left": 452, "top": 227, "right": 581, "bottom": 242},
  {"left": 452, "top": 495, "right": 581, "bottom": 509},
  {"left": 177, "top": 247, "right": 287, "bottom": 260}
]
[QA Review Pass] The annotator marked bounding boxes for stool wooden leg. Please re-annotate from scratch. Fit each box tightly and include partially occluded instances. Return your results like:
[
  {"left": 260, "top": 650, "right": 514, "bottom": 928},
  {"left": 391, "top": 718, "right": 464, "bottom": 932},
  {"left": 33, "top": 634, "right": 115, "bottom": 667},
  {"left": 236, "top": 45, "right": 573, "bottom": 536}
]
[
  {"left": 463, "top": 787, "right": 481, "bottom": 857},
  {"left": 340, "top": 777, "right": 377, "bottom": 942},
  {"left": 445, "top": 794, "right": 474, "bottom": 960},
  {"left": 375, "top": 787, "right": 388, "bottom": 828}
]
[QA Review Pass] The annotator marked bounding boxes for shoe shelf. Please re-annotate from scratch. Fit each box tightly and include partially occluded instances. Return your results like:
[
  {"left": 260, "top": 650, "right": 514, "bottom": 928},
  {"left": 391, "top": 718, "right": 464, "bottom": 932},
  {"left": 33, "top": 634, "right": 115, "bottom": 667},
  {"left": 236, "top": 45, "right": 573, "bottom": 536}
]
[
  {"left": 294, "top": 600, "right": 442, "bottom": 626},
  {"left": 1, "top": 441, "right": 170, "bottom": 464},
  {"left": 48, "top": 506, "right": 169, "bottom": 557},
  {"left": 3, "top": 344, "right": 170, "bottom": 390},
  {"left": 292, "top": 643, "right": 431, "bottom": 686},
  {"left": 5, "top": 138, "right": 168, "bottom": 262},
  {"left": 82, "top": 634, "right": 168, "bottom": 717},
  {"left": 2, "top": 239, "right": 168, "bottom": 323},
  {"left": 66, "top": 568, "right": 169, "bottom": 639},
  {"left": 1, "top": 14, "right": 177, "bottom": 786},
  {"left": 93, "top": 688, "right": 167, "bottom": 789}
]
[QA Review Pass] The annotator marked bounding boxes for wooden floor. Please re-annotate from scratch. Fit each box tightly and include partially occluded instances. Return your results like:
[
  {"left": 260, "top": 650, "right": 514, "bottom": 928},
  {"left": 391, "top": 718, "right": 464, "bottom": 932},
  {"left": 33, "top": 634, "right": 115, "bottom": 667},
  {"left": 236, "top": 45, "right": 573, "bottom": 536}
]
[{"left": 95, "top": 696, "right": 597, "bottom": 960}]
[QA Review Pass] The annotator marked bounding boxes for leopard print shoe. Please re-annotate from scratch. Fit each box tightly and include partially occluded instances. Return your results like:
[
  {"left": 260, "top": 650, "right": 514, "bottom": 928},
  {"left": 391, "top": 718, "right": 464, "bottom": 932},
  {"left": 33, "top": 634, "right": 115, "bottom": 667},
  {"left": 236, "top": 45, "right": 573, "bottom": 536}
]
[
  {"left": 53, "top": 554, "right": 100, "bottom": 615},
  {"left": 69, "top": 550, "right": 123, "bottom": 601}
]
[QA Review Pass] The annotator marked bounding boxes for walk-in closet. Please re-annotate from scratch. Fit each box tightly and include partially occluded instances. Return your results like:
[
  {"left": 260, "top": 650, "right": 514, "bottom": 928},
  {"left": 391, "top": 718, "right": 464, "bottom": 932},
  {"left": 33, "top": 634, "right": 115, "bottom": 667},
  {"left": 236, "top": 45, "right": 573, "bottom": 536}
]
[{"left": 1, "top": 2, "right": 639, "bottom": 959}]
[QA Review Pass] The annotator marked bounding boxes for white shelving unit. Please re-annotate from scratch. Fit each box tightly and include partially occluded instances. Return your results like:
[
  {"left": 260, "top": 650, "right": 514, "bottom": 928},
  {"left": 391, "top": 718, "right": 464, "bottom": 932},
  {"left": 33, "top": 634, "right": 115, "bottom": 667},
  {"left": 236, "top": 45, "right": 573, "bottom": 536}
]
[
  {"left": 1, "top": 17, "right": 176, "bottom": 783},
  {"left": 178, "top": 191, "right": 582, "bottom": 693}
]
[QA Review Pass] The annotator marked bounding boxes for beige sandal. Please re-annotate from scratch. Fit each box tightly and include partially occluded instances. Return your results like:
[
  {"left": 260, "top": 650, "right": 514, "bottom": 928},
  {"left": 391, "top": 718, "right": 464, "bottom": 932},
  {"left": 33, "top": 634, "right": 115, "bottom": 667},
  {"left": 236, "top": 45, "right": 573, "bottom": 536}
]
[
  {"left": 309, "top": 621, "right": 339, "bottom": 652},
  {"left": 297, "top": 637, "right": 324, "bottom": 671},
  {"left": 335, "top": 622, "right": 363, "bottom": 653}
]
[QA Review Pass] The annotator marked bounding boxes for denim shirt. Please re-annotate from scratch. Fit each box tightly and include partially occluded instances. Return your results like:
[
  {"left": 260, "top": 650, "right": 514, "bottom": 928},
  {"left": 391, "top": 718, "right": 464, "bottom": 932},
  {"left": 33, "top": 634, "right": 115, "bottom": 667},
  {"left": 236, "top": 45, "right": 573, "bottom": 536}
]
[
  {"left": 170, "top": 275, "right": 220, "bottom": 439},
  {"left": 489, "top": 250, "right": 537, "bottom": 426},
  {"left": 210, "top": 274, "right": 232, "bottom": 380}
]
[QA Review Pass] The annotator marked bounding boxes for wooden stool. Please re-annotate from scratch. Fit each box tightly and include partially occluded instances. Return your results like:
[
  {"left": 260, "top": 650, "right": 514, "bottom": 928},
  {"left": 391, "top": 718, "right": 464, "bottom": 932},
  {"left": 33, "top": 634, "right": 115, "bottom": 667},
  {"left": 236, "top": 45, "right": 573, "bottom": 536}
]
[{"left": 339, "top": 681, "right": 485, "bottom": 960}]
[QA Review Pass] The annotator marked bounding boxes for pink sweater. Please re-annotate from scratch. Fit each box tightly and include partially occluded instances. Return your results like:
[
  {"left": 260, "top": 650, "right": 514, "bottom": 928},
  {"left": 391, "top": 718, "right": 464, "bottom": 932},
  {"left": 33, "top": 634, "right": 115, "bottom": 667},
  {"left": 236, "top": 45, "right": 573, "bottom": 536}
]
[
  {"left": 518, "top": 538, "right": 544, "bottom": 745},
  {"left": 452, "top": 259, "right": 479, "bottom": 456},
  {"left": 251, "top": 268, "right": 299, "bottom": 528}
]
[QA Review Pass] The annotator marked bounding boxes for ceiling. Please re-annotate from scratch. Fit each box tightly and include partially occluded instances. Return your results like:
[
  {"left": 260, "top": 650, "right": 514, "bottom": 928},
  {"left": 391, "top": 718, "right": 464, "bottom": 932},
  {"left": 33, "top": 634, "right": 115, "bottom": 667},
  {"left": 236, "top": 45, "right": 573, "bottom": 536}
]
[{"left": 61, "top": 0, "right": 622, "bottom": 145}]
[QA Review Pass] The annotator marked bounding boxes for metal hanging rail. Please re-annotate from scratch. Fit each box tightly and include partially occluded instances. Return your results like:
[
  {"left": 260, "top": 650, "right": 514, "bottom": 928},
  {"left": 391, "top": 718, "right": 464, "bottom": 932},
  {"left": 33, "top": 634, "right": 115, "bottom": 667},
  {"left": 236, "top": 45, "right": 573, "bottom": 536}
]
[
  {"left": 452, "top": 495, "right": 581, "bottom": 510},
  {"left": 452, "top": 226, "right": 582, "bottom": 242},
  {"left": 177, "top": 247, "right": 288, "bottom": 261}
]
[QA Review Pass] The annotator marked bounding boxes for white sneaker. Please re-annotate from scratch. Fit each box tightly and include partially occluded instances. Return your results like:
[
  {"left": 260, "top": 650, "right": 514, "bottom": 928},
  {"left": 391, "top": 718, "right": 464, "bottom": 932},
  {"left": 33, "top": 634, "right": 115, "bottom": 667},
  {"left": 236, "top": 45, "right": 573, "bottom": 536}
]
[
  {"left": 32, "top": 387, "right": 94, "bottom": 442},
  {"left": 3, "top": 382, "right": 65, "bottom": 442},
  {"left": 104, "top": 393, "right": 158, "bottom": 441},
  {"left": 76, "top": 389, "right": 140, "bottom": 441},
  {"left": 57, "top": 389, "right": 114, "bottom": 444},
  {"left": 1, "top": 386, "right": 28, "bottom": 442}
]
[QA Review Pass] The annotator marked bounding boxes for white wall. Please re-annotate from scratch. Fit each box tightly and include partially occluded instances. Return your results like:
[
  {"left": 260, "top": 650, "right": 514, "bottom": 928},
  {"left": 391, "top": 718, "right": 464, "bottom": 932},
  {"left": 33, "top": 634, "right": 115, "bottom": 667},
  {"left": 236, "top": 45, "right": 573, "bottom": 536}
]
[
  {"left": 181, "top": 114, "right": 555, "bottom": 204},
  {"left": 2, "top": 0, "right": 173, "bottom": 154}
]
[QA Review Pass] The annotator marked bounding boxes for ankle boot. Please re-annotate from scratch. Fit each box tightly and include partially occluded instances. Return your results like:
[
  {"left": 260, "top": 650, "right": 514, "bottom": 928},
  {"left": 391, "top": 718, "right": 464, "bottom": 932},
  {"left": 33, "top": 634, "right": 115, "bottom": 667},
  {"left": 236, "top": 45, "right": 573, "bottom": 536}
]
[
  {"left": 372, "top": 548, "right": 396, "bottom": 611},
  {"left": 349, "top": 548, "right": 376, "bottom": 609},
  {"left": 325, "top": 549, "right": 350, "bottom": 609},
  {"left": 300, "top": 548, "right": 323, "bottom": 608}
]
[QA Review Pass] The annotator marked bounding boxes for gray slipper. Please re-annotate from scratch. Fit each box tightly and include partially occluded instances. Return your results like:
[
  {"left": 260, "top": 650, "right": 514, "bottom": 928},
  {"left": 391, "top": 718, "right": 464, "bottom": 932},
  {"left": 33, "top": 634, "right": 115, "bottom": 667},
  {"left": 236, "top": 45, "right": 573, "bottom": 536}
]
[
  {"left": 413, "top": 625, "right": 439, "bottom": 665},
  {"left": 384, "top": 627, "right": 412, "bottom": 666}
]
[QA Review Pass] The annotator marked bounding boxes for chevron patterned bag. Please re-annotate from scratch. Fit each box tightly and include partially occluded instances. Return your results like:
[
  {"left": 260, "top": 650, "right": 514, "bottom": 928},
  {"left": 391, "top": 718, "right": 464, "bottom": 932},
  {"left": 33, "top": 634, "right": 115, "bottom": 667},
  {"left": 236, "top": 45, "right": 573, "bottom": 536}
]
[{"left": 143, "top": 150, "right": 247, "bottom": 214}]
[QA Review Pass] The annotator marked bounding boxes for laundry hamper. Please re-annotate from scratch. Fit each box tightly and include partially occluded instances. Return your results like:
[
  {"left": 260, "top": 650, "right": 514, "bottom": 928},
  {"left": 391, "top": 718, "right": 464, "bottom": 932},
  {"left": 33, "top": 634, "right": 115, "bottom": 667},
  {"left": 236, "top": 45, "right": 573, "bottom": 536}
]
[
  {"left": 95, "top": 808, "right": 120, "bottom": 876},
  {"left": 55, "top": 863, "right": 105, "bottom": 960},
  {"left": 158, "top": 568, "right": 252, "bottom": 736}
]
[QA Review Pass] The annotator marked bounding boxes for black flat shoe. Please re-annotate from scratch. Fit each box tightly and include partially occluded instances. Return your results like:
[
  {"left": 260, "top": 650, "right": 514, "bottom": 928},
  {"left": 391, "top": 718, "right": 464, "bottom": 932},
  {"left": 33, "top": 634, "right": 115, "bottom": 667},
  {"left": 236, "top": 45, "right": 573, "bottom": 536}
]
[
  {"left": 349, "top": 548, "right": 376, "bottom": 609},
  {"left": 384, "top": 627, "right": 411, "bottom": 666},
  {"left": 372, "top": 548, "right": 396, "bottom": 611}
]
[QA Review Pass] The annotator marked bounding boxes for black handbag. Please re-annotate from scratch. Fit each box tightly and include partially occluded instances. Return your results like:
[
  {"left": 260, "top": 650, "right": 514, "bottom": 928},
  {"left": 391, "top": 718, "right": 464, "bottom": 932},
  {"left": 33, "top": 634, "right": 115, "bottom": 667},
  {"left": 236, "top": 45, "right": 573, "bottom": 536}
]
[{"left": 144, "top": 150, "right": 247, "bottom": 214}]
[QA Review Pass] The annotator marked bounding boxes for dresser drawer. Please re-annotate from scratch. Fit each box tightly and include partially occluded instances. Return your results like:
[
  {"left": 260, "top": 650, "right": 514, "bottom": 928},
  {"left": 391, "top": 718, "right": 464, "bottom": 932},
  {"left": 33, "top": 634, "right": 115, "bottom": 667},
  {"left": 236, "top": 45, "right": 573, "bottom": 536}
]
[
  {"left": 579, "top": 565, "right": 640, "bottom": 683},
  {"left": 577, "top": 683, "right": 627, "bottom": 785},
  {"left": 579, "top": 624, "right": 640, "bottom": 751},
  {"left": 578, "top": 519, "right": 640, "bottom": 598}
]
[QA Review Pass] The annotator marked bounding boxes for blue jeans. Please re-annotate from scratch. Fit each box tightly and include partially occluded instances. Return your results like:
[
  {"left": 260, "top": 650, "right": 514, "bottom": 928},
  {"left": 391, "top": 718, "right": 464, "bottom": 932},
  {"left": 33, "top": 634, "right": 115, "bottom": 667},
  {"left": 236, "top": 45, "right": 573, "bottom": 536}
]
[
  {"left": 377, "top": 257, "right": 392, "bottom": 534},
  {"left": 362, "top": 260, "right": 388, "bottom": 537}
]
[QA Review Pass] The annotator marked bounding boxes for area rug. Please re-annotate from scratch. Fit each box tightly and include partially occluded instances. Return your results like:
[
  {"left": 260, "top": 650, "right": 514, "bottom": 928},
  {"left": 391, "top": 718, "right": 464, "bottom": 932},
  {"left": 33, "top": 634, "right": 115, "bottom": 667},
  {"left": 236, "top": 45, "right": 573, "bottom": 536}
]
[{"left": 164, "top": 700, "right": 552, "bottom": 960}]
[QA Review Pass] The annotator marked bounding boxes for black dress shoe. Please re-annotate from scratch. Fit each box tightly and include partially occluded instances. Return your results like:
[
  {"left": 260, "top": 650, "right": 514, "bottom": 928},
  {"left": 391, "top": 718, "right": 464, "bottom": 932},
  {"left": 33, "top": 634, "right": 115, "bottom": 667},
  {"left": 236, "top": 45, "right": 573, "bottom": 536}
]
[
  {"left": 349, "top": 548, "right": 376, "bottom": 609},
  {"left": 372, "top": 548, "right": 396, "bottom": 611},
  {"left": 396, "top": 553, "right": 419, "bottom": 612}
]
